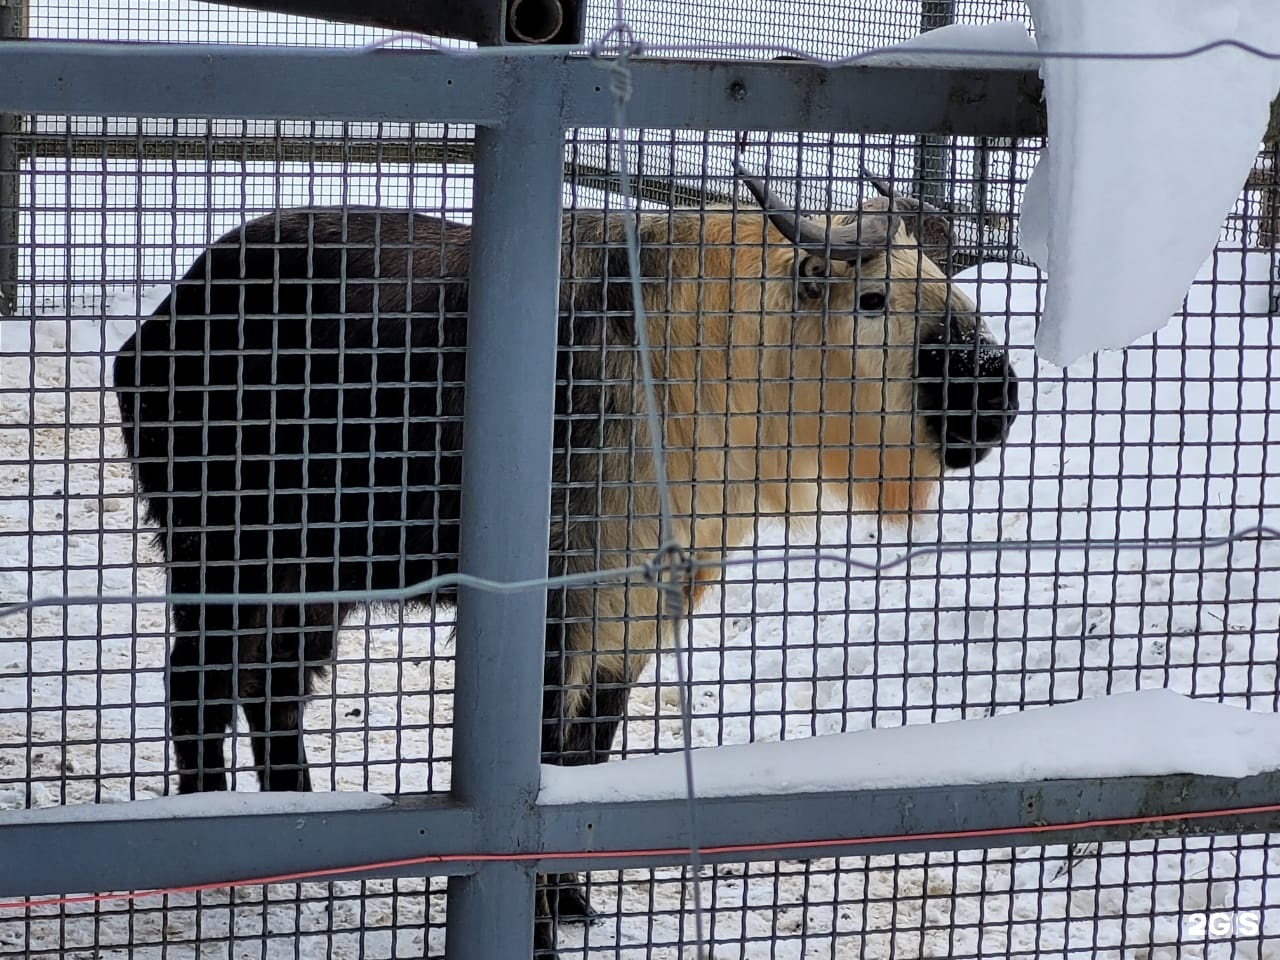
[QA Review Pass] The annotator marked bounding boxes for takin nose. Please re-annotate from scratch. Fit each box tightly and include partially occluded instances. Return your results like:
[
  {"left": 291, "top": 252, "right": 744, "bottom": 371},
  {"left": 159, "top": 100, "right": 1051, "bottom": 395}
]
[{"left": 916, "top": 330, "right": 1019, "bottom": 469}]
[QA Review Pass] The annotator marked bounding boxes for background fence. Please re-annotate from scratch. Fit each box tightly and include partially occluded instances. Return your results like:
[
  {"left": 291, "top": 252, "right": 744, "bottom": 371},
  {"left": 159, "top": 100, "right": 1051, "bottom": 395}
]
[{"left": 1, "top": 2, "right": 1280, "bottom": 959}]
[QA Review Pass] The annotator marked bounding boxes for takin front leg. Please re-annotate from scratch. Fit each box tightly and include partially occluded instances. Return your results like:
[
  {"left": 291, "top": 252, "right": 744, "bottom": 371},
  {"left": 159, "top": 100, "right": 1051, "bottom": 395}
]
[
  {"left": 535, "top": 617, "right": 633, "bottom": 952},
  {"left": 238, "top": 600, "right": 339, "bottom": 792}
]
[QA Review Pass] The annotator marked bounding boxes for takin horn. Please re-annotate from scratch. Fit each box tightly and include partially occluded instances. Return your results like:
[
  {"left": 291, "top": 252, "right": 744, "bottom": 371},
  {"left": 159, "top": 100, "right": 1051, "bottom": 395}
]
[
  {"left": 733, "top": 159, "right": 900, "bottom": 262},
  {"left": 859, "top": 164, "right": 967, "bottom": 274},
  {"left": 859, "top": 164, "right": 947, "bottom": 216}
]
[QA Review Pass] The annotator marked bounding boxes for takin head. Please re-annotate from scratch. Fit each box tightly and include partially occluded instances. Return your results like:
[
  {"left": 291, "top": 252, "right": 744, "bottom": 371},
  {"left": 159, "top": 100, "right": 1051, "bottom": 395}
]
[{"left": 731, "top": 164, "right": 1020, "bottom": 515}]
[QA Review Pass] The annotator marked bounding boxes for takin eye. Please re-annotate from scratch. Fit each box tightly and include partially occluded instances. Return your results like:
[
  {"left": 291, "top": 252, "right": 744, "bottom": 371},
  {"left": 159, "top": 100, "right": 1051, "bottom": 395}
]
[
  {"left": 857, "top": 291, "right": 887, "bottom": 313},
  {"left": 798, "top": 254, "right": 826, "bottom": 301}
]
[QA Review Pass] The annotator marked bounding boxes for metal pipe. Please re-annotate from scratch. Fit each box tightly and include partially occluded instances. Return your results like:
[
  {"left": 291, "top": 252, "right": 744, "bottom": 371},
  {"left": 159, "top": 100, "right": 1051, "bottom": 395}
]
[
  {"left": 507, "top": 0, "right": 564, "bottom": 43},
  {"left": 914, "top": 0, "right": 956, "bottom": 210},
  {"left": 0, "top": 112, "right": 17, "bottom": 317},
  {"left": 0, "top": 0, "right": 23, "bottom": 316},
  {"left": 445, "top": 62, "right": 564, "bottom": 960}
]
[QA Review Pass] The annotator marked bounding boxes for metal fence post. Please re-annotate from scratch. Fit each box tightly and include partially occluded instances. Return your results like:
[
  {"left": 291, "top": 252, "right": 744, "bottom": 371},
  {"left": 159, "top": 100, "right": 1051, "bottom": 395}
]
[
  {"left": 445, "top": 63, "right": 563, "bottom": 960},
  {"left": 915, "top": 0, "right": 954, "bottom": 210},
  {"left": 0, "top": 0, "right": 24, "bottom": 316}
]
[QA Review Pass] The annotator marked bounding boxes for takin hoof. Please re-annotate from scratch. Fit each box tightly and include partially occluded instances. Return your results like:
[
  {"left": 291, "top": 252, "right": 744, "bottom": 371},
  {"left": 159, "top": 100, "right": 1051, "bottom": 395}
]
[
  {"left": 545, "top": 875, "right": 593, "bottom": 921},
  {"left": 533, "top": 913, "right": 559, "bottom": 958},
  {"left": 175, "top": 770, "right": 228, "bottom": 794},
  {"left": 534, "top": 873, "right": 597, "bottom": 956}
]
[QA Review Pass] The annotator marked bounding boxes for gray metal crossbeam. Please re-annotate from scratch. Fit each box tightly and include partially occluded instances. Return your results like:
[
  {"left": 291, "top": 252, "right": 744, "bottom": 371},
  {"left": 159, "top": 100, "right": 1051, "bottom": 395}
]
[
  {"left": 0, "top": 42, "right": 1045, "bottom": 136},
  {"left": 2, "top": 771, "right": 1276, "bottom": 897}
]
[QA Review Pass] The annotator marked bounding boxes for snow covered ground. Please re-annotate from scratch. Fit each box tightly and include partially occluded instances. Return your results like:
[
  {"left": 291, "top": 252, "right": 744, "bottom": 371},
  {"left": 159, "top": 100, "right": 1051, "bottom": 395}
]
[{"left": 2, "top": 0, "right": 1280, "bottom": 957}]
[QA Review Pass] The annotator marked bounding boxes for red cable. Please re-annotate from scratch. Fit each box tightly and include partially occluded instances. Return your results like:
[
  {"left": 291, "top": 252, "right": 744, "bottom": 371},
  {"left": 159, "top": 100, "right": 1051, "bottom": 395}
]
[{"left": 4, "top": 800, "right": 1279, "bottom": 911}]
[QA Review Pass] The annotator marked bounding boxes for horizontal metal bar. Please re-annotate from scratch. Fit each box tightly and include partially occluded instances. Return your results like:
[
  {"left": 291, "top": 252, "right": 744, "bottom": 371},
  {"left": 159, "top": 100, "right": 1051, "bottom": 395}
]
[
  {"left": 1, "top": 771, "right": 1274, "bottom": 897},
  {"left": 535, "top": 771, "right": 1280, "bottom": 872},
  {"left": 0, "top": 794, "right": 477, "bottom": 897},
  {"left": 0, "top": 42, "right": 1046, "bottom": 136},
  {"left": 12, "top": 136, "right": 478, "bottom": 165},
  {"left": 6, "top": 137, "right": 726, "bottom": 205}
]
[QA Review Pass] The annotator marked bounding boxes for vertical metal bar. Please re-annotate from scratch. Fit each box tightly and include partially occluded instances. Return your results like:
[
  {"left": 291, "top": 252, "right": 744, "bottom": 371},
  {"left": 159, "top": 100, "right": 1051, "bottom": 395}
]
[
  {"left": 915, "top": 0, "right": 954, "bottom": 209},
  {"left": 0, "top": 0, "right": 23, "bottom": 315},
  {"left": 1270, "top": 253, "right": 1280, "bottom": 316},
  {"left": 0, "top": 114, "right": 16, "bottom": 316},
  {"left": 445, "top": 64, "right": 563, "bottom": 960},
  {"left": 973, "top": 136, "right": 990, "bottom": 214}
]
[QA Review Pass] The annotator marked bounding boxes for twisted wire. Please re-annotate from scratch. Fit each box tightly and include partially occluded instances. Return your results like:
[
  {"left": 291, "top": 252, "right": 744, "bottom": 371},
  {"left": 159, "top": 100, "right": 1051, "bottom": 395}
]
[{"left": 592, "top": 27, "right": 709, "bottom": 950}]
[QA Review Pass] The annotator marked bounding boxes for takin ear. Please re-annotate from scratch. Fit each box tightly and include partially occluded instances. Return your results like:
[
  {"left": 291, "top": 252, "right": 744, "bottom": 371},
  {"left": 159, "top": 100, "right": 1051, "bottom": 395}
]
[{"left": 797, "top": 254, "right": 827, "bottom": 300}]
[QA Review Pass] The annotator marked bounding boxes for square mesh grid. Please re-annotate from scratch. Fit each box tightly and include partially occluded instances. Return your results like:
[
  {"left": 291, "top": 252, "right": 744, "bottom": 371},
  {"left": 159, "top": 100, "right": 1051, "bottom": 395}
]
[
  {"left": 2, "top": 1, "right": 1280, "bottom": 959},
  {"left": 14, "top": 880, "right": 449, "bottom": 959}
]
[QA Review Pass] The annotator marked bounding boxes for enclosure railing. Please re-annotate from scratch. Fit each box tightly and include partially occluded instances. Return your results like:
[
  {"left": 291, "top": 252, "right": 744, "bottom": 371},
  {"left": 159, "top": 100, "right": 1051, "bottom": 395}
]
[
  {"left": 0, "top": 0, "right": 26, "bottom": 315},
  {"left": 2, "top": 39, "right": 1280, "bottom": 959}
]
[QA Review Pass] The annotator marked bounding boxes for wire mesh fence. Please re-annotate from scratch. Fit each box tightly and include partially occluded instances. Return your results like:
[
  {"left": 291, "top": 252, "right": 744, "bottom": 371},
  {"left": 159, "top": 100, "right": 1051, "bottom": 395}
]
[{"left": 1, "top": 2, "right": 1280, "bottom": 959}]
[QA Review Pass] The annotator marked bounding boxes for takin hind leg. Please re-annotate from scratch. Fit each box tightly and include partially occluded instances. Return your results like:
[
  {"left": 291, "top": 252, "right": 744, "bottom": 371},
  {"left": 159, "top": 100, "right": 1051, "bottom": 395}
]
[
  {"left": 535, "top": 618, "right": 634, "bottom": 952},
  {"left": 239, "top": 599, "right": 342, "bottom": 792},
  {"left": 169, "top": 600, "right": 249, "bottom": 793},
  {"left": 167, "top": 554, "right": 269, "bottom": 794}
]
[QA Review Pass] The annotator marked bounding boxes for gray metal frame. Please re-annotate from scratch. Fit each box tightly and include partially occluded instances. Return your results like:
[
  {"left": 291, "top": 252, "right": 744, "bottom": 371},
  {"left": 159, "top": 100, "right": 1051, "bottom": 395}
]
[
  {"left": 446, "top": 66, "right": 568, "bottom": 950},
  {"left": 0, "top": 0, "right": 24, "bottom": 316},
  {"left": 3, "top": 772, "right": 1279, "bottom": 896},
  {"left": 2, "top": 39, "right": 1278, "bottom": 959},
  {"left": 0, "top": 43, "right": 1044, "bottom": 134}
]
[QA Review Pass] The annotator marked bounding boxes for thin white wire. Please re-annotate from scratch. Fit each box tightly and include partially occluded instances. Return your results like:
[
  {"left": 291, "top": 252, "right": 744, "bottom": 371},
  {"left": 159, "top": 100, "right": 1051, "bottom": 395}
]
[
  {"left": 591, "top": 29, "right": 710, "bottom": 953},
  {"left": 357, "top": 31, "right": 1280, "bottom": 63},
  {"left": 5, "top": 526, "right": 1280, "bottom": 620}
]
